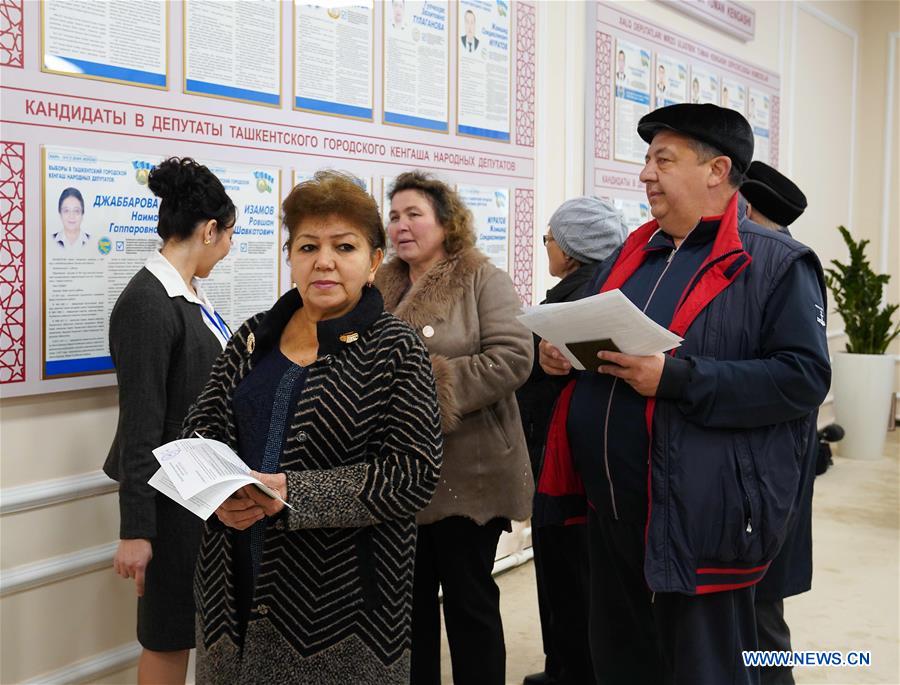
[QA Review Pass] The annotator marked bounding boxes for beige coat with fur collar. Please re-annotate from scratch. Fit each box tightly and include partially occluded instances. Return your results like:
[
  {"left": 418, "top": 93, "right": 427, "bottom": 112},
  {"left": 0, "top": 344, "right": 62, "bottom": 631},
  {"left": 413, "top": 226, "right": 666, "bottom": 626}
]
[{"left": 376, "top": 248, "right": 534, "bottom": 525}]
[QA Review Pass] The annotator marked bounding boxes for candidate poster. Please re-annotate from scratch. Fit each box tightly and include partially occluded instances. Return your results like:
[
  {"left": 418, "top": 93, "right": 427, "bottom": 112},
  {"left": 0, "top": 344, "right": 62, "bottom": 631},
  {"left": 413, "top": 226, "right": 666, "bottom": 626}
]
[
  {"left": 457, "top": 185, "right": 509, "bottom": 271},
  {"left": 653, "top": 54, "right": 687, "bottom": 110},
  {"left": 42, "top": 147, "right": 280, "bottom": 379},
  {"left": 295, "top": 2, "right": 374, "bottom": 120},
  {"left": 720, "top": 76, "right": 747, "bottom": 115},
  {"left": 381, "top": 176, "right": 392, "bottom": 221},
  {"left": 689, "top": 66, "right": 720, "bottom": 105},
  {"left": 748, "top": 88, "right": 771, "bottom": 163},
  {"left": 202, "top": 163, "right": 281, "bottom": 329},
  {"left": 613, "top": 39, "right": 651, "bottom": 164},
  {"left": 457, "top": 0, "right": 511, "bottom": 141},
  {"left": 612, "top": 197, "right": 650, "bottom": 233},
  {"left": 184, "top": 0, "right": 281, "bottom": 106},
  {"left": 383, "top": 0, "right": 450, "bottom": 132},
  {"left": 42, "top": 0, "right": 167, "bottom": 88},
  {"left": 381, "top": 177, "right": 398, "bottom": 262}
]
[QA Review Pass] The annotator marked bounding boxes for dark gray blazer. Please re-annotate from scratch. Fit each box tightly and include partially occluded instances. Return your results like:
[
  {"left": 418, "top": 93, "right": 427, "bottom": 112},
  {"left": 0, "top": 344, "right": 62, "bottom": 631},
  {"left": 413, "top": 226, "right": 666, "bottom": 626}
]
[{"left": 103, "top": 267, "right": 223, "bottom": 539}]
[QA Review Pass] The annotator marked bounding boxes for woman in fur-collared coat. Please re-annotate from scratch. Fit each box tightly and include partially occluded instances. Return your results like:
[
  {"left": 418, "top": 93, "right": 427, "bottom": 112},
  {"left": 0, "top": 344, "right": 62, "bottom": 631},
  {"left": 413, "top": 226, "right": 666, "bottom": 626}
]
[{"left": 376, "top": 171, "right": 533, "bottom": 685}]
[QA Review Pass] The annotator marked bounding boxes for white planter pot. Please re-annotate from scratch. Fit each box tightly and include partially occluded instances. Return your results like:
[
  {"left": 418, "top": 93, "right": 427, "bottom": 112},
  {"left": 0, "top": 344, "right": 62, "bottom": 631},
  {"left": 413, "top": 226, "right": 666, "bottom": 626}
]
[{"left": 831, "top": 352, "right": 897, "bottom": 460}]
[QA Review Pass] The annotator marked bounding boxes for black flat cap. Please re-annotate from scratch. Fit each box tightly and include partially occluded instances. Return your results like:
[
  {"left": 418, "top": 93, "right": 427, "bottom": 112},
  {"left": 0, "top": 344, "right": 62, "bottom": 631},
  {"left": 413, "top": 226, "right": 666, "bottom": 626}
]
[
  {"left": 740, "top": 161, "right": 807, "bottom": 226},
  {"left": 637, "top": 103, "right": 754, "bottom": 174}
]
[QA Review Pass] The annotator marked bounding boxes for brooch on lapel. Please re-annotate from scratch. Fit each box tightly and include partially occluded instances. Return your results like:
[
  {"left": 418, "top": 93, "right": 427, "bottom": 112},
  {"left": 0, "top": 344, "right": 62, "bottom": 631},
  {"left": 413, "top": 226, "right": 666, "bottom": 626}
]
[
  {"left": 339, "top": 331, "right": 359, "bottom": 344},
  {"left": 246, "top": 332, "right": 256, "bottom": 354}
]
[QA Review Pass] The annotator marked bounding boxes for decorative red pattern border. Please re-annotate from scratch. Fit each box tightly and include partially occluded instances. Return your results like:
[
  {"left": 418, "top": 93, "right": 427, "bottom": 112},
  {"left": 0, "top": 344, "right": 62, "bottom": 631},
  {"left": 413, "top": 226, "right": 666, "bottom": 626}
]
[
  {"left": 513, "top": 188, "right": 534, "bottom": 305},
  {"left": 515, "top": 2, "right": 536, "bottom": 148},
  {"left": 770, "top": 95, "right": 780, "bottom": 169},
  {"left": 0, "top": 0, "right": 23, "bottom": 68},
  {"left": 595, "top": 32, "right": 612, "bottom": 160},
  {"left": 0, "top": 141, "right": 25, "bottom": 384}
]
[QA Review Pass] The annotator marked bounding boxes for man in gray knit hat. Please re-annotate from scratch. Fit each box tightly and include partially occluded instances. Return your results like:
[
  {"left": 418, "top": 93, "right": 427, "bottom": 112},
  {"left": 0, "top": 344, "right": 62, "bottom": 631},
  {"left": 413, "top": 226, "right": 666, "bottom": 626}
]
[{"left": 519, "top": 195, "right": 627, "bottom": 685}]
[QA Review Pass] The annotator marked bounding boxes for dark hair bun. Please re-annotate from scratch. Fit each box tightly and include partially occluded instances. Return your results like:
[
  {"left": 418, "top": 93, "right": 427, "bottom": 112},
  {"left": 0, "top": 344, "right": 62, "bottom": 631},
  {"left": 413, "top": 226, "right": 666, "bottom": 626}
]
[
  {"left": 147, "top": 157, "right": 237, "bottom": 241},
  {"left": 147, "top": 157, "right": 180, "bottom": 200}
]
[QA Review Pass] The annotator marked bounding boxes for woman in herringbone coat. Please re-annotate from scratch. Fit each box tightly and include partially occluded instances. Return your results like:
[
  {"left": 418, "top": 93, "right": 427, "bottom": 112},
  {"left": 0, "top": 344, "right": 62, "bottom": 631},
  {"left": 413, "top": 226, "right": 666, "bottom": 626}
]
[
  {"left": 376, "top": 171, "right": 533, "bottom": 685},
  {"left": 182, "top": 172, "right": 443, "bottom": 684}
]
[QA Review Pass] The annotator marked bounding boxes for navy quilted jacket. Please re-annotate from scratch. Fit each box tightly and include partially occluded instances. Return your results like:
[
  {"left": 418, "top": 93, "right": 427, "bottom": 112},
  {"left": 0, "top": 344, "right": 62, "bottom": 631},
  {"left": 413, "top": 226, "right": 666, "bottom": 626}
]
[{"left": 536, "top": 193, "right": 830, "bottom": 595}]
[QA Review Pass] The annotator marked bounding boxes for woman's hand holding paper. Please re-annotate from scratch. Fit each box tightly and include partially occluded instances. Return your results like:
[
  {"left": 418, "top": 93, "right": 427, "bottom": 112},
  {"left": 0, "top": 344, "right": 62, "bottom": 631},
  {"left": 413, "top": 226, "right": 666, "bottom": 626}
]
[
  {"left": 245, "top": 471, "right": 288, "bottom": 517},
  {"left": 215, "top": 490, "right": 265, "bottom": 530}
]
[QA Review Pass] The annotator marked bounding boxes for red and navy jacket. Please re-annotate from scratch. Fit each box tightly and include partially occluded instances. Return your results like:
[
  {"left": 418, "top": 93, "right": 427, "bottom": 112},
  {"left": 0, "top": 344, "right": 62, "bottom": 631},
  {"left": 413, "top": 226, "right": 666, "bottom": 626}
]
[{"left": 535, "top": 193, "right": 831, "bottom": 595}]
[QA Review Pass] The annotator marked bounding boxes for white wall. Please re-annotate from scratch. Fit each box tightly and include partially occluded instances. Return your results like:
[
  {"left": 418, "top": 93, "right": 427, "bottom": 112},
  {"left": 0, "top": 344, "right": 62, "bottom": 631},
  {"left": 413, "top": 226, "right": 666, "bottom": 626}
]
[{"left": 2, "top": 2, "right": 898, "bottom": 682}]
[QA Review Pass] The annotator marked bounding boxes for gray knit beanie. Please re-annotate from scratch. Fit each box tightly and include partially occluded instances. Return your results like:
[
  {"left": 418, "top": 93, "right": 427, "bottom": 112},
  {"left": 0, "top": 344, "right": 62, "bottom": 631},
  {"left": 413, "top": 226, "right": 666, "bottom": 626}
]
[{"left": 548, "top": 196, "right": 629, "bottom": 264}]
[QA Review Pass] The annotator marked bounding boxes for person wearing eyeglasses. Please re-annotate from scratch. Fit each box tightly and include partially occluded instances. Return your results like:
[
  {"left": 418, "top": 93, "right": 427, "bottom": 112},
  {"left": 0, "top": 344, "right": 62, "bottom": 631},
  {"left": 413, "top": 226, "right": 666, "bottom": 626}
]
[
  {"left": 52, "top": 187, "right": 91, "bottom": 250},
  {"left": 517, "top": 197, "right": 628, "bottom": 685}
]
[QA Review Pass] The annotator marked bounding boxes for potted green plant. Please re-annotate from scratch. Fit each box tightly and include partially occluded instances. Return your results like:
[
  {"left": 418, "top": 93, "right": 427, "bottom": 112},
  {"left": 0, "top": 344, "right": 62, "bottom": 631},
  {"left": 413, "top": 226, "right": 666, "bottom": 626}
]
[{"left": 824, "top": 225, "right": 900, "bottom": 460}]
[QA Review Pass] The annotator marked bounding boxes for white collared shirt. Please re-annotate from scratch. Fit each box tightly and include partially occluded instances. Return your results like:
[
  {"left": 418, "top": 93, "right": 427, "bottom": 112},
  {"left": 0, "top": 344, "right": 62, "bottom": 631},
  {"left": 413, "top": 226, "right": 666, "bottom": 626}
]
[
  {"left": 52, "top": 230, "right": 91, "bottom": 249},
  {"left": 144, "top": 250, "right": 229, "bottom": 349}
]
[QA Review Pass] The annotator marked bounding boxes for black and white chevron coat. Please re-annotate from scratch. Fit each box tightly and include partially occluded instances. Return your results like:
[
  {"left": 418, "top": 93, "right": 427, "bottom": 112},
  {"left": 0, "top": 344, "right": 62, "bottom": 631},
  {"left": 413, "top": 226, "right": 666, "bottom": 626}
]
[{"left": 182, "top": 286, "right": 443, "bottom": 684}]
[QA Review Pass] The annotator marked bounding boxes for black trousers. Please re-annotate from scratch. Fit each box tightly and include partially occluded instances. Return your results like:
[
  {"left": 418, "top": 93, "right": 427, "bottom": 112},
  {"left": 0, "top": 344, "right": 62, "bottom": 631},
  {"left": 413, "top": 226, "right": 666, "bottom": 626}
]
[
  {"left": 587, "top": 509, "right": 759, "bottom": 685},
  {"left": 410, "top": 516, "right": 507, "bottom": 685},
  {"left": 532, "top": 523, "right": 594, "bottom": 684},
  {"left": 756, "top": 599, "right": 794, "bottom": 685}
]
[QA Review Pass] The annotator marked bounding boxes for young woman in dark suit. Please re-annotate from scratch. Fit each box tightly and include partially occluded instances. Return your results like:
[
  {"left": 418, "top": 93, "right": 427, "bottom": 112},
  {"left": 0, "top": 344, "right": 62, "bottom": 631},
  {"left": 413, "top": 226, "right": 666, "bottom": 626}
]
[{"left": 103, "top": 157, "right": 236, "bottom": 684}]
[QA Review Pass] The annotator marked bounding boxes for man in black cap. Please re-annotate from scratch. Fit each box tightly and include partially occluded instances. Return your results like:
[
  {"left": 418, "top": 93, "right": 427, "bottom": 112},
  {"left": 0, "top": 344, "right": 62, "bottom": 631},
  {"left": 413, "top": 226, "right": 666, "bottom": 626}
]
[
  {"left": 740, "top": 161, "right": 813, "bottom": 685},
  {"left": 536, "top": 104, "right": 830, "bottom": 684},
  {"left": 741, "top": 160, "right": 808, "bottom": 233}
]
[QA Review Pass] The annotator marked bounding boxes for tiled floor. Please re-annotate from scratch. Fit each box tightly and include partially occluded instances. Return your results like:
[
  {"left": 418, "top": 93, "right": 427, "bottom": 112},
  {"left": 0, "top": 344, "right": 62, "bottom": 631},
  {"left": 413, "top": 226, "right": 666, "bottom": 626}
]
[
  {"left": 440, "top": 431, "right": 900, "bottom": 685},
  {"left": 97, "top": 432, "right": 900, "bottom": 684}
]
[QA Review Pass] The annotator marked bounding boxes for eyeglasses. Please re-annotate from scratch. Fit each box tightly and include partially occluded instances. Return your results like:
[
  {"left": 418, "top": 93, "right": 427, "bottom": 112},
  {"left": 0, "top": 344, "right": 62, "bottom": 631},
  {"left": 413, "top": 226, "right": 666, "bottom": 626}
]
[{"left": 542, "top": 234, "right": 554, "bottom": 246}]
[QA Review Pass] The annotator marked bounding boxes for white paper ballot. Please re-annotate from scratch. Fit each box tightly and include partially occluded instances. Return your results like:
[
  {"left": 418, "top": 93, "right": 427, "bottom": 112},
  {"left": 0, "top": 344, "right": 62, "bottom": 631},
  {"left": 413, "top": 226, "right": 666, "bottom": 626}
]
[
  {"left": 150, "top": 435, "right": 292, "bottom": 519},
  {"left": 517, "top": 289, "right": 683, "bottom": 371},
  {"left": 148, "top": 468, "right": 240, "bottom": 520}
]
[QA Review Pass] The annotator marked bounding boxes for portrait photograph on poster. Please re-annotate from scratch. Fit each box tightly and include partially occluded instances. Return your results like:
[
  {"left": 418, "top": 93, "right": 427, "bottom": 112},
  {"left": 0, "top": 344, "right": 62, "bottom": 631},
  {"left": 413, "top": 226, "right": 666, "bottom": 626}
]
[
  {"left": 653, "top": 53, "right": 688, "bottom": 110},
  {"left": 720, "top": 76, "right": 748, "bottom": 115},
  {"left": 613, "top": 38, "right": 651, "bottom": 164},
  {"left": 690, "top": 65, "right": 720, "bottom": 105},
  {"left": 457, "top": 0, "right": 511, "bottom": 141}
]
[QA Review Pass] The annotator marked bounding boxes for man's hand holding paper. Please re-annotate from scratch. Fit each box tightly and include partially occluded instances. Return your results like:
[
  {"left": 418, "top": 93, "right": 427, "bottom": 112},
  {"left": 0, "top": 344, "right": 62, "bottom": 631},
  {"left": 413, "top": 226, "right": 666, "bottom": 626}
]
[
  {"left": 596, "top": 350, "right": 665, "bottom": 396},
  {"left": 522, "top": 289, "right": 682, "bottom": 385}
]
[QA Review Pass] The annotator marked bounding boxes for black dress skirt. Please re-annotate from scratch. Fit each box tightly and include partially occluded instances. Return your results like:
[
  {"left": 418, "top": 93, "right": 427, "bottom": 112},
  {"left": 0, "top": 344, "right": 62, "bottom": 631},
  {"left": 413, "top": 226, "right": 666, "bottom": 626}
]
[
  {"left": 103, "top": 268, "right": 226, "bottom": 651},
  {"left": 137, "top": 497, "right": 204, "bottom": 650}
]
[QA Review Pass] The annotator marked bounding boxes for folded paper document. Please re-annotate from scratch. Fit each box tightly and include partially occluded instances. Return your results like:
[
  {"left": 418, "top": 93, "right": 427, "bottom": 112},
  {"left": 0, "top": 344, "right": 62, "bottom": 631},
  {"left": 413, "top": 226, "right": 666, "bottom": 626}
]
[
  {"left": 516, "top": 289, "right": 683, "bottom": 371},
  {"left": 149, "top": 433, "right": 292, "bottom": 520}
]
